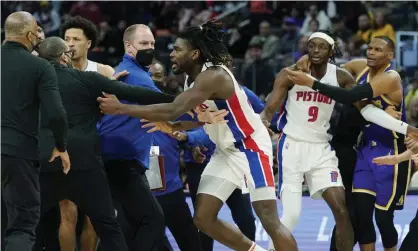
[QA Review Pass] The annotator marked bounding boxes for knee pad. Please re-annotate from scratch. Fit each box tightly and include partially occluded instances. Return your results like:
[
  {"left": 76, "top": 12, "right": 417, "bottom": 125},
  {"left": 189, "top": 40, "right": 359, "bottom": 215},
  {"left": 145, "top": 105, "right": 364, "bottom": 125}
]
[{"left": 375, "top": 209, "right": 398, "bottom": 248}]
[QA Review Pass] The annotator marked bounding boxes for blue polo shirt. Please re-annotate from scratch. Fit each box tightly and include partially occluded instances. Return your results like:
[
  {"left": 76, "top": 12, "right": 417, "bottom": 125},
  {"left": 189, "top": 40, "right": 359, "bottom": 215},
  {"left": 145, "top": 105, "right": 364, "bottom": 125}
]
[
  {"left": 152, "top": 114, "right": 192, "bottom": 196},
  {"left": 98, "top": 54, "right": 160, "bottom": 168}
]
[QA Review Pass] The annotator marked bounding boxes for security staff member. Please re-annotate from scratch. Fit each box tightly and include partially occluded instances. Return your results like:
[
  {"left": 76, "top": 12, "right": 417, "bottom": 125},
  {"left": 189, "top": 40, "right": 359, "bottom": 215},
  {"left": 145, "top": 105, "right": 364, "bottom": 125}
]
[
  {"left": 98, "top": 24, "right": 165, "bottom": 251},
  {"left": 1, "top": 12, "right": 69, "bottom": 251},
  {"left": 35, "top": 37, "right": 176, "bottom": 251}
]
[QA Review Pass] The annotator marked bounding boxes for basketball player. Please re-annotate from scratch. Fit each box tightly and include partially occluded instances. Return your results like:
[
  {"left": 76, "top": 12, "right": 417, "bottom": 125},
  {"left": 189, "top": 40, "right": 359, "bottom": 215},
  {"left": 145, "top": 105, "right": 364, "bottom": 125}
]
[
  {"left": 58, "top": 16, "right": 114, "bottom": 251},
  {"left": 62, "top": 15, "right": 114, "bottom": 76},
  {"left": 98, "top": 20, "right": 298, "bottom": 251},
  {"left": 261, "top": 31, "right": 361, "bottom": 251},
  {"left": 287, "top": 36, "right": 416, "bottom": 251}
]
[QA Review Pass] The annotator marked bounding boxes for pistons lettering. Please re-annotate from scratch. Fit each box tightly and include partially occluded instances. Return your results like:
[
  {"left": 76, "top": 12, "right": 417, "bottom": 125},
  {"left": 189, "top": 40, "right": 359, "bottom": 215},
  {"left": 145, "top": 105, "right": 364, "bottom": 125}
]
[{"left": 296, "top": 91, "right": 332, "bottom": 104}]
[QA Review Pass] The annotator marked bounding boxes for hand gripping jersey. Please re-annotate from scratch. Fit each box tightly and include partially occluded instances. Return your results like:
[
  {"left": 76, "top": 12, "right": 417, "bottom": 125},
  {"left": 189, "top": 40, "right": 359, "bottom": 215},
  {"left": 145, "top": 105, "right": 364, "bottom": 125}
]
[{"left": 278, "top": 63, "right": 339, "bottom": 143}]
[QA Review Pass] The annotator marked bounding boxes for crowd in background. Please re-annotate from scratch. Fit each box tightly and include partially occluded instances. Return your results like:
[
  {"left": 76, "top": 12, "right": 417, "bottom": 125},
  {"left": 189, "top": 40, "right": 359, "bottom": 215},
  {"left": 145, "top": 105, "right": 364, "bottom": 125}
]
[{"left": 2, "top": 0, "right": 418, "bottom": 190}]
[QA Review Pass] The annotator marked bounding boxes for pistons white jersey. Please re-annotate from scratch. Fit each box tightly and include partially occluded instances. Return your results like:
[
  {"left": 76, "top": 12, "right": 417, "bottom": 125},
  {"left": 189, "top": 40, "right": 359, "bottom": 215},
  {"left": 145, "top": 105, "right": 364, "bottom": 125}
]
[
  {"left": 278, "top": 63, "right": 339, "bottom": 143},
  {"left": 184, "top": 63, "right": 269, "bottom": 150},
  {"left": 84, "top": 59, "right": 99, "bottom": 72}
]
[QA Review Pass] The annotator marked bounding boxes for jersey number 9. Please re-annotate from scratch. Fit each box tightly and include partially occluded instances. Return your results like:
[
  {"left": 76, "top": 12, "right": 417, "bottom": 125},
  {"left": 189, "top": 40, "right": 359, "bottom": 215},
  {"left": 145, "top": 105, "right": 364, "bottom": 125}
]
[{"left": 308, "top": 106, "right": 319, "bottom": 122}]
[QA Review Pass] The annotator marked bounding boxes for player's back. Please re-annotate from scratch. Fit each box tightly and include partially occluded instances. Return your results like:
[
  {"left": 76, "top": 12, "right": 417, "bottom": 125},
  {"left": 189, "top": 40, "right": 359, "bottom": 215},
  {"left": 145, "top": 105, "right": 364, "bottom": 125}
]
[
  {"left": 184, "top": 63, "right": 270, "bottom": 150},
  {"left": 357, "top": 65, "right": 406, "bottom": 146},
  {"left": 279, "top": 63, "right": 339, "bottom": 143}
]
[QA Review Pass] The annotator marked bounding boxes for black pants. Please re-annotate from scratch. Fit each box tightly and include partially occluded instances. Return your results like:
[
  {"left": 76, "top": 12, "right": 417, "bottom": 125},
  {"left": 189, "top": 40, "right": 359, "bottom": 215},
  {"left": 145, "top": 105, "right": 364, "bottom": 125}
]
[
  {"left": 35, "top": 168, "right": 127, "bottom": 251},
  {"left": 156, "top": 188, "right": 203, "bottom": 251},
  {"left": 186, "top": 162, "right": 256, "bottom": 251},
  {"left": 32, "top": 206, "right": 60, "bottom": 251},
  {"left": 105, "top": 159, "right": 165, "bottom": 251},
  {"left": 399, "top": 209, "right": 418, "bottom": 251},
  {"left": 1, "top": 154, "right": 41, "bottom": 251},
  {"left": 329, "top": 142, "right": 358, "bottom": 251}
]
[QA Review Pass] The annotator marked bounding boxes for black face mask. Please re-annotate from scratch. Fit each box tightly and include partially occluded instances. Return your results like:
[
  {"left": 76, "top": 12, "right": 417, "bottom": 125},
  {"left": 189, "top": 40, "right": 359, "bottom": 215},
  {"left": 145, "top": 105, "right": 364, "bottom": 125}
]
[
  {"left": 27, "top": 31, "right": 41, "bottom": 52},
  {"left": 135, "top": 48, "right": 155, "bottom": 67}
]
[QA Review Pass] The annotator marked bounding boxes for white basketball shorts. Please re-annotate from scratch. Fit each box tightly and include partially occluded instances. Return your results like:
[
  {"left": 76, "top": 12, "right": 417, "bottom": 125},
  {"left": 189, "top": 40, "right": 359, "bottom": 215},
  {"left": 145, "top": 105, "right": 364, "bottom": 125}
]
[{"left": 276, "top": 133, "right": 343, "bottom": 199}]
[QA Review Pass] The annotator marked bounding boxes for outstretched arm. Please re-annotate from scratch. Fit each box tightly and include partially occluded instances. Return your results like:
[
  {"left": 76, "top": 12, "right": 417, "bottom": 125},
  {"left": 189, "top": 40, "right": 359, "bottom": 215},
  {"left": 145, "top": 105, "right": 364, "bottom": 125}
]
[
  {"left": 84, "top": 71, "right": 176, "bottom": 105},
  {"left": 372, "top": 149, "right": 413, "bottom": 165},
  {"left": 285, "top": 68, "right": 402, "bottom": 104},
  {"left": 337, "top": 68, "right": 409, "bottom": 135},
  {"left": 373, "top": 138, "right": 418, "bottom": 165},
  {"left": 98, "top": 69, "right": 227, "bottom": 121},
  {"left": 260, "top": 65, "right": 295, "bottom": 122}
]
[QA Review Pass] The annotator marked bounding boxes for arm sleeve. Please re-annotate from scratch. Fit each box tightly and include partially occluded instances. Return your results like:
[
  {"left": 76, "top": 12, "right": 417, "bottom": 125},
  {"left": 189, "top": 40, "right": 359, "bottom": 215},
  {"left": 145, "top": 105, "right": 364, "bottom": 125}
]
[
  {"left": 242, "top": 86, "right": 264, "bottom": 114},
  {"left": 38, "top": 63, "right": 68, "bottom": 152},
  {"left": 312, "top": 80, "right": 374, "bottom": 104},
  {"left": 360, "top": 104, "right": 409, "bottom": 135},
  {"left": 186, "top": 127, "right": 213, "bottom": 146},
  {"left": 84, "top": 72, "right": 176, "bottom": 104}
]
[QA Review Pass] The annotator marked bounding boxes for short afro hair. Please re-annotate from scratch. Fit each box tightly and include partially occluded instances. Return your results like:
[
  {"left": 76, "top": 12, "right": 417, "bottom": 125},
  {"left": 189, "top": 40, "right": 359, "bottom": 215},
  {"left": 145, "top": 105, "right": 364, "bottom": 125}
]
[
  {"left": 60, "top": 16, "right": 98, "bottom": 47},
  {"left": 374, "top": 36, "right": 395, "bottom": 52}
]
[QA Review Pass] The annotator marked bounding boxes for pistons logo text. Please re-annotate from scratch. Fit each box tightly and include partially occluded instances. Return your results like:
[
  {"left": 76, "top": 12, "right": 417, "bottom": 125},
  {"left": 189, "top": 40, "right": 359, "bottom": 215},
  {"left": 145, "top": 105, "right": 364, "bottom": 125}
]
[{"left": 296, "top": 91, "right": 332, "bottom": 104}]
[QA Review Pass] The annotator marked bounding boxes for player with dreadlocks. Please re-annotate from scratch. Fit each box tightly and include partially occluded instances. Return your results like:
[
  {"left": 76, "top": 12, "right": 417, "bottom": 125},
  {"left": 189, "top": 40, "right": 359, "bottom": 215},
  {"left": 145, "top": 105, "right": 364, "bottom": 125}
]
[
  {"left": 97, "top": 20, "right": 298, "bottom": 251},
  {"left": 261, "top": 30, "right": 358, "bottom": 251}
]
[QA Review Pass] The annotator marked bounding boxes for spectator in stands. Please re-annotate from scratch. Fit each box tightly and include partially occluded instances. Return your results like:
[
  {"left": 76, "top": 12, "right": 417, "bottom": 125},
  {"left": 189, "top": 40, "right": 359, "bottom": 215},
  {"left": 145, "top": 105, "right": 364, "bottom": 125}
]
[
  {"left": 33, "top": 1, "right": 60, "bottom": 37},
  {"left": 245, "top": 21, "right": 279, "bottom": 65},
  {"left": 300, "top": 4, "right": 331, "bottom": 35},
  {"left": 344, "top": 35, "right": 366, "bottom": 60},
  {"left": 371, "top": 10, "right": 396, "bottom": 43},
  {"left": 190, "top": 2, "right": 213, "bottom": 28},
  {"left": 303, "top": 19, "right": 319, "bottom": 37},
  {"left": 278, "top": 17, "right": 300, "bottom": 55},
  {"left": 406, "top": 78, "right": 418, "bottom": 126},
  {"left": 292, "top": 35, "right": 309, "bottom": 62},
  {"left": 356, "top": 13, "right": 373, "bottom": 44},
  {"left": 289, "top": 7, "right": 305, "bottom": 28},
  {"left": 69, "top": 1, "right": 104, "bottom": 26},
  {"left": 331, "top": 16, "right": 352, "bottom": 41},
  {"left": 243, "top": 37, "right": 275, "bottom": 97}
]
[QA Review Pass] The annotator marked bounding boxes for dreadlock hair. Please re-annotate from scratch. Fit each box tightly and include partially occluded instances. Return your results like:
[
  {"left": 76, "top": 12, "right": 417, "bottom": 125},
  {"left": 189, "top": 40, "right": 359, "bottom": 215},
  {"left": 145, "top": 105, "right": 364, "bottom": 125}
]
[
  {"left": 316, "top": 30, "right": 342, "bottom": 63},
  {"left": 178, "top": 20, "right": 233, "bottom": 68}
]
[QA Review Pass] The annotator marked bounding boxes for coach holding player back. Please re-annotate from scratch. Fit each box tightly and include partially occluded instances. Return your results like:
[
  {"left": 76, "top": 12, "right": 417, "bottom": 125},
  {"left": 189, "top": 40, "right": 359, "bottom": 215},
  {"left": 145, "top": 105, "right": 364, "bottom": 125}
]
[{"left": 1, "top": 11, "right": 69, "bottom": 251}]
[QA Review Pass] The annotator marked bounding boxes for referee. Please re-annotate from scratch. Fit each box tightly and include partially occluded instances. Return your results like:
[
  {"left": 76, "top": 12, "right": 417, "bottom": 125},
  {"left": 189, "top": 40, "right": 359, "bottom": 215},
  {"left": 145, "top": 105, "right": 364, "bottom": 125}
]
[
  {"left": 35, "top": 36, "right": 176, "bottom": 251},
  {"left": 1, "top": 12, "right": 69, "bottom": 251}
]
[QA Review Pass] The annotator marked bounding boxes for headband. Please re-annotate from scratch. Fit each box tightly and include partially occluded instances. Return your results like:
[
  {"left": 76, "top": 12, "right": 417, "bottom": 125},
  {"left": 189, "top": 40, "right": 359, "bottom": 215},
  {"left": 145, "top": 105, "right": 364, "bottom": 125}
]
[{"left": 309, "top": 32, "right": 335, "bottom": 49}]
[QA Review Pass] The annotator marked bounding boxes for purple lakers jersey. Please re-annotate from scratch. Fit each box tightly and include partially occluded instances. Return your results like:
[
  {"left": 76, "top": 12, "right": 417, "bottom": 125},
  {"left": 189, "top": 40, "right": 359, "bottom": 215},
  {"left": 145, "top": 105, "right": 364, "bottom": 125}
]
[{"left": 356, "top": 65, "right": 406, "bottom": 146}]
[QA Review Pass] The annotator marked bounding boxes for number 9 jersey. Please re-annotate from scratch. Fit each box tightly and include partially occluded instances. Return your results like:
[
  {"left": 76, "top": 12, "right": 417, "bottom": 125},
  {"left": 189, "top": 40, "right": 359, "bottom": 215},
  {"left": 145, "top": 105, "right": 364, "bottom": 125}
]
[
  {"left": 276, "top": 63, "right": 343, "bottom": 199},
  {"left": 277, "top": 63, "right": 339, "bottom": 143}
]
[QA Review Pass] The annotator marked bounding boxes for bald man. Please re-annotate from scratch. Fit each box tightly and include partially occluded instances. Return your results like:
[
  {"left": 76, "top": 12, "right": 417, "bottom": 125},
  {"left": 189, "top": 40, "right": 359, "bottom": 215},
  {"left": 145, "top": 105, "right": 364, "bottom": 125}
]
[
  {"left": 1, "top": 12, "right": 69, "bottom": 251},
  {"left": 97, "top": 24, "right": 165, "bottom": 251}
]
